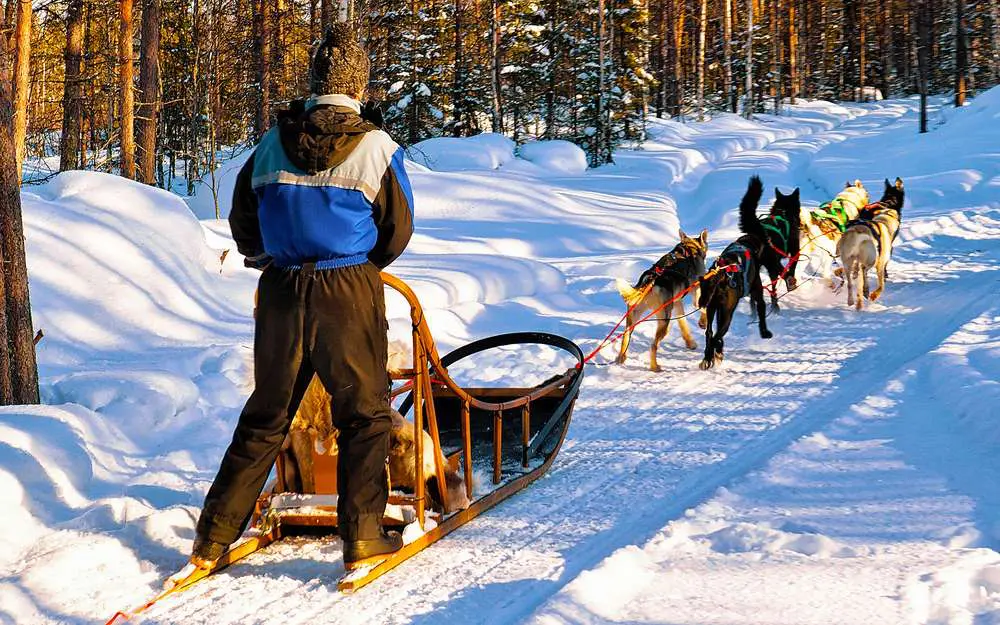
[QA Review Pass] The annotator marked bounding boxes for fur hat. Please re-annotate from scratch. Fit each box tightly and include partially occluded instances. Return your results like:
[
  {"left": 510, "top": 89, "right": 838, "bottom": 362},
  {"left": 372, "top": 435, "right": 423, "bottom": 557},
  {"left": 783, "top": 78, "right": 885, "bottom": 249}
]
[{"left": 310, "top": 23, "right": 370, "bottom": 97}]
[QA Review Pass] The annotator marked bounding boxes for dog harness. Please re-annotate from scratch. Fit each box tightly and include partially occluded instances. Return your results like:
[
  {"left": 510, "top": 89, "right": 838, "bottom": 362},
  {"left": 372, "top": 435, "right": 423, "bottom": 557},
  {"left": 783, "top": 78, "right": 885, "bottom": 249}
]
[
  {"left": 811, "top": 199, "right": 851, "bottom": 232},
  {"left": 860, "top": 201, "right": 901, "bottom": 240},
  {"left": 638, "top": 245, "right": 700, "bottom": 289},
  {"left": 844, "top": 218, "right": 883, "bottom": 257},
  {"left": 761, "top": 215, "right": 791, "bottom": 255},
  {"left": 811, "top": 187, "right": 868, "bottom": 232},
  {"left": 714, "top": 242, "right": 754, "bottom": 296}
]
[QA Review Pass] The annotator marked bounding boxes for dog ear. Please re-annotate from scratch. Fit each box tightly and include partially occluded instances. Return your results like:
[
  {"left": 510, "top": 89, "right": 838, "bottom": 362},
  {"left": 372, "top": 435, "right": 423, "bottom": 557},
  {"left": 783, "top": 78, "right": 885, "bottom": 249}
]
[
  {"left": 679, "top": 228, "right": 688, "bottom": 242},
  {"left": 844, "top": 180, "right": 852, "bottom": 188},
  {"left": 884, "top": 178, "right": 892, "bottom": 190},
  {"left": 854, "top": 179, "right": 863, "bottom": 188},
  {"left": 699, "top": 228, "right": 709, "bottom": 247},
  {"left": 790, "top": 188, "right": 800, "bottom": 200},
  {"left": 894, "top": 177, "right": 904, "bottom": 190},
  {"left": 775, "top": 187, "right": 784, "bottom": 199}
]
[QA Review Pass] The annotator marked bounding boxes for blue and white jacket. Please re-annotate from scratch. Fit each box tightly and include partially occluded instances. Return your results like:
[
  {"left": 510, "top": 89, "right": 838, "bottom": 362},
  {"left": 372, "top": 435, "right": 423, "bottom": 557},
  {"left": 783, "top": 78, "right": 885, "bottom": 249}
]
[{"left": 230, "top": 95, "right": 414, "bottom": 270}]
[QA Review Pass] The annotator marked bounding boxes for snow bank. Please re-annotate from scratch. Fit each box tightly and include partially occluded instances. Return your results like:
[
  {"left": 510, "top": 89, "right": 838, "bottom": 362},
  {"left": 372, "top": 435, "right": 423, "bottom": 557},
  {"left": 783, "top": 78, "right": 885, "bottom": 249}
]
[
  {"left": 517, "top": 140, "right": 588, "bottom": 175},
  {"left": 408, "top": 133, "right": 516, "bottom": 171},
  {"left": 23, "top": 171, "right": 255, "bottom": 365}
]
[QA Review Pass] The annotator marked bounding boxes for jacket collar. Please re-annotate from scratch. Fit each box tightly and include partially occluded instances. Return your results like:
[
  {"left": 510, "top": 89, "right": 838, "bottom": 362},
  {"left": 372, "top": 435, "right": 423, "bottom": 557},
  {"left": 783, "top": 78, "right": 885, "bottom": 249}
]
[{"left": 305, "top": 94, "right": 362, "bottom": 113}]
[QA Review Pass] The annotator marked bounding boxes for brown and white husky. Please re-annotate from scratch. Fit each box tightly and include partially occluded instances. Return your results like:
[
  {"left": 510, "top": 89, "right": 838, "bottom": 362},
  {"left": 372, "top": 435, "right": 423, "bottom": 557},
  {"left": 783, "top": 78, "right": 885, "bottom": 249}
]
[
  {"left": 837, "top": 178, "right": 905, "bottom": 310},
  {"left": 614, "top": 229, "right": 709, "bottom": 372}
]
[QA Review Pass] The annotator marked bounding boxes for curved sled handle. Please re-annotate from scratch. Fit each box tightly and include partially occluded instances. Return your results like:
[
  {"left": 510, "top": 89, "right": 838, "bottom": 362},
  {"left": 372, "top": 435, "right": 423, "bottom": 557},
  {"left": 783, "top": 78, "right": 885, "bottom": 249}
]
[{"left": 384, "top": 270, "right": 583, "bottom": 413}]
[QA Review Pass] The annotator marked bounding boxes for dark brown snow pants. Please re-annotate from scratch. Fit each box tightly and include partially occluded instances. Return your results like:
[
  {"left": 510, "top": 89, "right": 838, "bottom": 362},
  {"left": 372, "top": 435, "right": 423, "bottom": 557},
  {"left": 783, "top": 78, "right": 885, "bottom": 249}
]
[{"left": 196, "top": 261, "right": 392, "bottom": 544}]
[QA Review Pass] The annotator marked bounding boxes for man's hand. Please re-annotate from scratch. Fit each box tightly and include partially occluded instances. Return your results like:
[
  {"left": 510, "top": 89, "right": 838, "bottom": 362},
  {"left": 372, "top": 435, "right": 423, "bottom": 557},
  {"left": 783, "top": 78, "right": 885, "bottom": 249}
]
[{"left": 244, "top": 253, "right": 273, "bottom": 271}]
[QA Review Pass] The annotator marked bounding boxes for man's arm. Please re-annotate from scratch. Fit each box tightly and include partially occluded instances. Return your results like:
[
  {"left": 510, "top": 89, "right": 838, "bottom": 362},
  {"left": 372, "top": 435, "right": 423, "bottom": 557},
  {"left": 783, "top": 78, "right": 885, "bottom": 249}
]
[
  {"left": 228, "top": 152, "right": 270, "bottom": 267},
  {"left": 368, "top": 148, "right": 414, "bottom": 269}
]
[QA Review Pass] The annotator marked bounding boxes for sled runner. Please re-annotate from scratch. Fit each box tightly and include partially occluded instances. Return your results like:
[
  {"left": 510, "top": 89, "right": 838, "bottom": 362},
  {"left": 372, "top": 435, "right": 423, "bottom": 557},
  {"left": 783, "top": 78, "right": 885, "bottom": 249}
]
[{"left": 107, "top": 273, "right": 583, "bottom": 622}]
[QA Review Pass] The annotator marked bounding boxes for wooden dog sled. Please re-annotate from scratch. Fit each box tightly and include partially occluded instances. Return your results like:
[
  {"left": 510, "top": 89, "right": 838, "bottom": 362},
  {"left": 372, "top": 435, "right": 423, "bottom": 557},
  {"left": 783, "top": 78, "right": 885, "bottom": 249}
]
[{"left": 109, "top": 273, "right": 584, "bottom": 621}]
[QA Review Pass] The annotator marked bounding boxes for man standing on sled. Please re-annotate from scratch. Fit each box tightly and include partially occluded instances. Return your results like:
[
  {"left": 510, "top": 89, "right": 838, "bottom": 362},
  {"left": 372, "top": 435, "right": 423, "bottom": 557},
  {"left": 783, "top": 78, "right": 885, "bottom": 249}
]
[{"left": 191, "top": 23, "right": 414, "bottom": 571}]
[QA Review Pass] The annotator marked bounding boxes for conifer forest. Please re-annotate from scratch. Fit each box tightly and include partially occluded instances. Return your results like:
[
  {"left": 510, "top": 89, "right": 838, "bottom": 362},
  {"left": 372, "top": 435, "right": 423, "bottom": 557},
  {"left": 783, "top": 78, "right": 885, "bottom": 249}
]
[{"left": 2, "top": 0, "right": 999, "bottom": 188}]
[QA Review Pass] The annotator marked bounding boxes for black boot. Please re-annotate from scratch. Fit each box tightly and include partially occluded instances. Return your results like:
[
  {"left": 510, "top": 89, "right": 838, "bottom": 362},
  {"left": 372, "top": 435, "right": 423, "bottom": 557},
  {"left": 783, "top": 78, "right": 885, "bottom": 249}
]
[
  {"left": 343, "top": 530, "right": 403, "bottom": 570},
  {"left": 190, "top": 536, "right": 231, "bottom": 569}
]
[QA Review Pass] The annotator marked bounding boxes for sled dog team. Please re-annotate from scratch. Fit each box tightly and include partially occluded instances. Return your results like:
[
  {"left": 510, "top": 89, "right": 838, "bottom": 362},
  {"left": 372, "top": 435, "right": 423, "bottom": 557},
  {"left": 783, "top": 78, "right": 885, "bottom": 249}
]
[{"left": 616, "top": 175, "right": 906, "bottom": 371}]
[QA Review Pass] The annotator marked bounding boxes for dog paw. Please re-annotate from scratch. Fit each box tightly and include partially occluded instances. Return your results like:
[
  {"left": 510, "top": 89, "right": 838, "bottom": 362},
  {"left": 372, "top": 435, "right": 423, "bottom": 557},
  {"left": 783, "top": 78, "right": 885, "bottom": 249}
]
[
  {"left": 855, "top": 299, "right": 864, "bottom": 311},
  {"left": 869, "top": 289, "right": 882, "bottom": 301},
  {"left": 686, "top": 341, "right": 698, "bottom": 350},
  {"left": 698, "top": 317, "right": 708, "bottom": 329},
  {"left": 649, "top": 364, "right": 662, "bottom": 373},
  {"left": 699, "top": 359, "right": 713, "bottom": 370},
  {"left": 785, "top": 276, "right": 797, "bottom": 290},
  {"left": 760, "top": 330, "right": 773, "bottom": 339},
  {"left": 614, "top": 355, "right": 626, "bottom": 365}
]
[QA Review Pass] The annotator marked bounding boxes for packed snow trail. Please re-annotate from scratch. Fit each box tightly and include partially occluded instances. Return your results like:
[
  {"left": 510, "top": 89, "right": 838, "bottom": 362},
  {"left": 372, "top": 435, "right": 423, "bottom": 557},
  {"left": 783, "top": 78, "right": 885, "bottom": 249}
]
[{"left": 4, "top": 93, "right": 1000, "bottom": 624}]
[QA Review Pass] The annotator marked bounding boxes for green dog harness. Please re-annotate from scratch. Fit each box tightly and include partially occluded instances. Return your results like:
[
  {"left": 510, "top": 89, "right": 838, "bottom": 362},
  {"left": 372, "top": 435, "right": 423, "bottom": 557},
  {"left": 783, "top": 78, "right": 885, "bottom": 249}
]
[
  {"left": 761, "top": 215, "right": 791, "bottom": 253},
  {"left": 810, "top": 199, "right": 850, "bottom": 232}
]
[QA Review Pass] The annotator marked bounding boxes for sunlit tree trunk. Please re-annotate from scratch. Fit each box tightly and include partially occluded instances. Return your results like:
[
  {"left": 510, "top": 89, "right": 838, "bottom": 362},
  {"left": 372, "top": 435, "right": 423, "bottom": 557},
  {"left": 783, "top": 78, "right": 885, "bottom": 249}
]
[
  {"left": 119, "top": 0, "right": 135, "bottom": 179},
  {"left": 0, "top": 28, "right": 39, "bottom": 405},
  {"left": 11, "top": 0, "right": 30, "bottom": 182},
  {"left": 954, "top": 0, "right": 967, "bottom": 106},
  {"left": 136, "top": 0, "right": 161, "bottom": 184},
  {"left": 59, "top": 0, "right": 84, "bottom": 171}
]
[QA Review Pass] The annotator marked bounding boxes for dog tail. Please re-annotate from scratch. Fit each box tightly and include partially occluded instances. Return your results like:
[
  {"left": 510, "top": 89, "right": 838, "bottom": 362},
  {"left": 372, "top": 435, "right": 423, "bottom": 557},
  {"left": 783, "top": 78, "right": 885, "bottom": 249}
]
[
  {"left": 738, "top": 175, "right": 765, "bottom": 239},
  {"left": 616, "top": 278, "right": 646, "bottom": 307}
]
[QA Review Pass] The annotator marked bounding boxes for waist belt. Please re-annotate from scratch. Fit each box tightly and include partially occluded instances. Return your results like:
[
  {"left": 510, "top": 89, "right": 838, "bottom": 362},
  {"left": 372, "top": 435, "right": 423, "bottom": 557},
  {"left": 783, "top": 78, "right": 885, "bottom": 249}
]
[{"left": 278, "top": 253, "right": 369, "bottom": 272}]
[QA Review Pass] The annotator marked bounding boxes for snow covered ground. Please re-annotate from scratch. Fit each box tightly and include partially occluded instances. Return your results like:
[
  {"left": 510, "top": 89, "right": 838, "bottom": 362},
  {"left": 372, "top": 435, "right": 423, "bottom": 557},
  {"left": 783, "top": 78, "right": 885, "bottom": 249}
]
[{"left": 3, "top": 89, "right": 1000, "bottom": 625}]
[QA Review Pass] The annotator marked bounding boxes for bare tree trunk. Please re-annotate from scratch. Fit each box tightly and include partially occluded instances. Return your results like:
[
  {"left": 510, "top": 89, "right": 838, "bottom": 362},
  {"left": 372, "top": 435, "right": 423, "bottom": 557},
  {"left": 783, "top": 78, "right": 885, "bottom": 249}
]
[
  {"left": 723, "top": 0, "right": 734, "bottom": 112},
  {"left": 208, "top": 0, "right": 221, "bottom": 218},
  {"left": 119, "top": 0, "right": 135, "bottom": 179},
  {"left": 253, "top": 0, "right": 271, "bottom": 139},
  {"left": 769, "top": 0, "right": 779, "bottom": 111},
  {"left": 545, "top": 0, "right": 560, "bottom": 131},
  {"left": 788, "top": 0, "right": 798, "bottom": 103},
  {"left": 490, "top": 0, "right": 502, "bottom": 133},
  {"left": 696, "top": 0, "right": 706, "bottom": 120},
  {"left": 0, "top": 27, "right": 38, "bottom": 405},
  {"left": 673, "top": 0, "right": 684, "bottom": 117},
  {"left": 658, "top": 0, "right": 668, "bottom": 117},
  {"left": 136, "top": 0, "right": 160, "bottom": 184},
  {"left": 309, "top": 0, "right": 318, "bottom": 42},
  {"left": 596, "top": 0, "right": 606, "bottom": 161},
  {"left": 0, "top": 24, "right": 16, "bottom": 405},
  {"left": 274, "top": 0, "right": 286, "bottom": 100},
  {"left": 453, "top": 0, "right": 465, "bottom": 135},
  {"left": 11, "top": 0, "right": 29, "bottom": 183},
  {"left": 321, "top": 0, "right": 331, "bottom": 30},
  {"left": 859, "top": 1, "right": 866, "bottom": 100},
  {"left": 879, "top": 0, "right": 890, "bottom": 99},
  {"left": 954, "top": 0, "right": 967, "bottom": 106},
  {"left": 59, "top": 0, "right": 84, "bottom": 172},
  {"left": 408, "top": 0, "right": 419, "bottom": 144},
  {"left": 917, "top": 0, "right": 930, "bottom": 132},
  {"left": 744, "top": 0, "right": 753, "bottom": 118}
]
